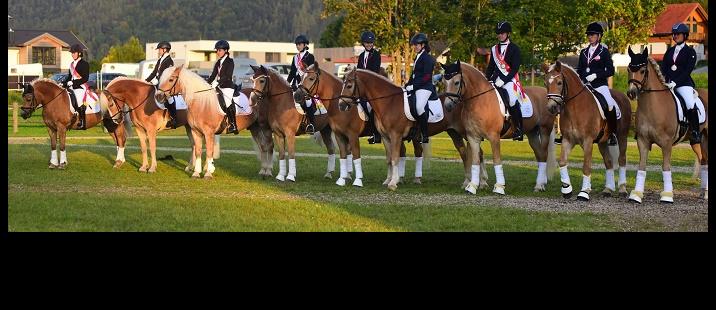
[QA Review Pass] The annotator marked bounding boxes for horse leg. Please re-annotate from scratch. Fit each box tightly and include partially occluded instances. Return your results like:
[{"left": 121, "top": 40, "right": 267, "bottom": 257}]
[
  {"left": 135, "top": 128, "right": 149, "bottom": 172},
  {"left": 190, "top": 129, "right": 203, "bottom": 178},
  {"left": 465, "top": 136, "right": 483, "bottom": 195},
  {"left": 147, "top": 130, "right": 158, "bottom": 173},
  {"left": 111, "top": 125, "right": 126, "bottom": 169},
  {"left": 528, "top": 129, "right": 548, "bottom": 192},
  {"left": 320, "top": 127, "right": 336, "bottom": 179},
  {"left": 382, "top": 137, "right": 393, "bottom": 186},
  {"left": 334, "top": 133, "right": 349, "bottom": 186},
  {"left": 184, "top": 125, "right": 195, "bottom": 173},
  {"left": 617, "top": 129, "right": 629, "bottom": 196},
  {"left": 47, "top": 127, "right": 58, "bottom": 169},
  {"left": 202, "top": 132, "right": 216, "bottom": 179},
  {"left": 558, "top": 139, "right": 575, "bottom": 198},
  {"left": 659, "top": 144, "right": 674, "bottom": 203},
  {"left": 698, "top": 132, "right": 708, "bottom": 199},
  {"left": 489, "top": 135, "right": 505, "bottom": 195},
  {"left": 262, "top": 129, "right": 275, "bottom": 177},
  {"left": 413, "top": 140, "right": 423, "bottom": 184},
  {"left": 629, "top": 137, "right": 650, "bottom": 203},
  {"left": 478, "top": 145, "right": 489, "bottom": 189},
  {"left": 275, "top": 134, "right": 287, "bottom": 182},
  {"left": 398, "top": 142, "right": 407, "bottom": 183},
  {"left": 286, "top": 133, "right": 297, "bottom": 182},
  {"left": 349, "top": 134, "right": 364, "bottom": 187},
  {"left": 576, "top": 141, "right": 594, "bottom": 201},
  {"left": 597, "top": 142, "right": 616, "bottom": 196},
  {"left": 57, "top": 127, "right": 68, "bottom": 170},
  {"left": 387, "top": 134, "right": 402, "bottom": 191},
  {"left": 447, "top": 130, "right": 470, "bottom": 188}
]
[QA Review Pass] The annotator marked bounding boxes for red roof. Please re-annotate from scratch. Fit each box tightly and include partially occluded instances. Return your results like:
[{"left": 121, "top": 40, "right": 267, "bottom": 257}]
[
  {"left": 333, "top": 55, "right": 393, "bottom": 64},
  {"left": 653, "top": 3, "right": 707, "bottom": 35}
]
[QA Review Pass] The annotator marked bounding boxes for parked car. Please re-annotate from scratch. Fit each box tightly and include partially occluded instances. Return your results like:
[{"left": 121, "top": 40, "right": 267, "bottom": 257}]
[
  {"left": 50, "top": 73, "right": 70, "bottom": 84},
  {"left": 87, "top": 73, "right": 126, "bottom": 90},
  {"left": 238, "top": 62, "right": 291, "bottom": 87}
]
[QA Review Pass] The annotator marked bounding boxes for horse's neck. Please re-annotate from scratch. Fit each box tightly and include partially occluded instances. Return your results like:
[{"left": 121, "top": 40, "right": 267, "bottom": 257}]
[
  {"left": 464, "top": 71, "right": 490, "bottom": 101},
  {"left": 318, "top": 72, "right": 341, "bottom": 106},
  {"left": 360, "top": 73, "right": 400, "bottom": 113},
  {"left": 39, "top": 85, "right": 65, "bottom": 110},
  {"left": 269, "top": 76, "right": 293, "bottom": 108},
  {"left": 646, "top": 65, "right": 667, "bottom": 92}
]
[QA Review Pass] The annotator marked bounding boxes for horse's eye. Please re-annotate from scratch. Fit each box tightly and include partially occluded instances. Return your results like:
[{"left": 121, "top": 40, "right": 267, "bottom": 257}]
[
  {"left": 309, "top": 77, "right": 315, "bottom": 81},
  {"left": 347, "top": 85, "right": 352, "bottom": 89},
  {"left": 454, "top": 81, "right": 460, "bottom": 86},
  {"left": 557, "top": 81, "right": 562, "bottom": 86},
  {"left": 260, "top": 80, "right": 265, "bottom": 84}
]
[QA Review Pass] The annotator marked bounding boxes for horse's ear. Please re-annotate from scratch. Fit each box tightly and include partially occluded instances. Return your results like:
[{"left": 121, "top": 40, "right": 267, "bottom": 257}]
[
  {"left": 642, "top": 47, "right": 648, "bottom": 55},
  {"left": 250, "top": 64, "right": 257, "bottom": 72},
  {"left": 555, "top": 61, "right": 562, "bottom": 71},
  {"left": 440, "top": 62, "right": 447, "bottom": 70},
  {"left": 541, "top": 63, "right": 550, "bottom": 74},
  {"left": 628, "top": 46, "right": 635, "bottom": 57}
]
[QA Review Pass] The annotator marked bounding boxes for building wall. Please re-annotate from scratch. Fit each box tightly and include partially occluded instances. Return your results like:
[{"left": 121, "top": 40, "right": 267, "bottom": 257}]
[
  {"left": 145, "top": 40, "right": 313, "bottom": 65},
  {"left": 8, "top": 49, "right": 19, "bottom": 65}
]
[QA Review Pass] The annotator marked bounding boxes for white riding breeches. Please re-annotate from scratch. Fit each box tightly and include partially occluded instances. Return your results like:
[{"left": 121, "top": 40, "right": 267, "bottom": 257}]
[
  {"left": 594, "top": 85, "right": 617, "bottom": 111},
  {"left": 675, "top": 86, "right": 696, "bottom": 110},
  {"left": 415, "top": 89, "right": 431, "bottom": 115},
  {"left": 220, "top": 88, "right": 234, "bottom": 107},
  {"left": 501, "top": 81, "right": 518, "bottom": 107}
]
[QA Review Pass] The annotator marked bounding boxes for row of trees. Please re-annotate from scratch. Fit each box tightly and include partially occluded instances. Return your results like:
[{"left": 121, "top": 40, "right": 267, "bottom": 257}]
[{"left": 321, "top": 0, "right": 674, "bottom": 84}]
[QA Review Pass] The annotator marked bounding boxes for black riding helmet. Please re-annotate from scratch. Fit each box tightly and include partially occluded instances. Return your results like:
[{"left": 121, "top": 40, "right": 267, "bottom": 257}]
[
  {"left": 410, "top": 33, "right": 428, "bottom": 45},
  {"left": 215, "top": 40, "right": 230, "bottom": 50},
  {"left": 156, "top": 41, "right": 171, "bottom": 50},
  {"left": 495, "top": 21, "right": 512, "bottom": 34},
  {"left": 69, "top": 43, "right": 83, "bottom": 54},
  {"left": 361, "top": 31, "right": 376, "bottom": 43},
  {"left": 672, "top": 23, "right": 690, "bottom": 40},
  {"left": 585, "top": 22, "right": 604, "bottom": 35},
  {"left": 295, "top": 34, "right": 309, "bottom": 45}
]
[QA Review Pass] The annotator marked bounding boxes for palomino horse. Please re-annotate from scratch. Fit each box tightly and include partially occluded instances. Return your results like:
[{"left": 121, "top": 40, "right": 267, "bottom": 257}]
[
  {"left": 543, "top": 61, "right": 632, "bottom": 201},
  {"left": 249, "top": 65, "right": 336, "bottom": 182},
  {"left": 338, "top": 67, "right": 477, "bottom": 191},
  {"left": 626, "top": 47, "right": 708, "bottom": 202},
  {"left": 294, "top": 63, "right": 467, "bottom": 187},
  {"left": 155, "top": 64, "right": 274, "bottom": 179},
  {"left": 441, "top": 61, "right": 557, "bottom": 195},
  {"left": 19, "top": 79, "right": 127, "bottom": 169}
]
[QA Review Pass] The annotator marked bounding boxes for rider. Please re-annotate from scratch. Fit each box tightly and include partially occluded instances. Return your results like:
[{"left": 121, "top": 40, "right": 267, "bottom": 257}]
[
  {"left": 145, "top": 41, "right": 176, "bottom": 128},
  {"left": 207, "top": 39, "right": 238, "bottom": 134},
  {"left": 661, "top": 22, "right": 700, "bottom": 144},
  {"left": 287, "top": 34, "right": 317, "bottom": 134},
  {"left": 577, "top": 22, "right": 618, "bottom": 145},
  {"left": 62, "top": 43, "right": 93, "bottom": 130},
  {"left": 356, "top": 30, "right": 382, "bottom": 144},
  {"left": 486, "top": 21, "right": 524, "bottom": 141},
  {"left": 405, "top": 33, "right": 436, "bottom": 144}
]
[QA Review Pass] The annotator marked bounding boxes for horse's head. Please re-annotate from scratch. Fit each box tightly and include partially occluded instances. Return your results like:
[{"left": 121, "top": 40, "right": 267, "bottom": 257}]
[
  {"left": 19, "top": 82, "right": 37, "bottom": 119},
  {"left": 156, "top": 64, "right": 183, "bottom": 102},
  {"left": 250, "top": 64, "right": 270, "bottom": 104},
  {"left": 627, "top": 46, "right": 650, "bottom": 100},
  {"left": 543, "top": 61, "right": 567, "bottom": 115},
  {"left": 295, "top": 63, "right": 320, "bottom": 104},
  {"left": 440, "top": 61, "right": 463, "bottom": 112},
  {"left": 338, "top": 66, "right": 359, "bottom": 111}
]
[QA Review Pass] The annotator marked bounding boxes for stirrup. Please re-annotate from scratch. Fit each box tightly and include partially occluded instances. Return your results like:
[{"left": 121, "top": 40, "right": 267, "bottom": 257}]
[
  {"left": 608, "top": 133, "right": 617, "bottom": 145},
  {"left": 512, "top": 130, "right": 523, "bottom": 141},
  {"left": 554, "top": 136, "right": 562, "bottom": 145},
  {"left": 305, "top": 123, "right": 315, "bottom": 134}
]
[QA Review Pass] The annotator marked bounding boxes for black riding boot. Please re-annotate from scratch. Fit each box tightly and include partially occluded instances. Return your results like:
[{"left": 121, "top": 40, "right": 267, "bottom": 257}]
[
  {"left": 688, "top": 107, "right": 702, "bottom": 144},
  {"left": 165, "top": 100, "right": 177, "bottom": 129},
  {"left": 509, "top": 102, "right": 524, "bottom": 141},
  {"left": 367, "top": 111, "right": 381, "bottom": 144},
  {"left": 78, "top": 105, "right": 87, "bottom": 130},
  {"left": 418, "top": 111, "right": 429, "bottom": 144},
  {"left": 305, "top": 103, "right": 316, "bottom": 134},
  {"left": 226, "top": 104, "right": 238, "bottom": 134},
  {"left": 606, "top": 108, "right": 618, "bottom": 146}
]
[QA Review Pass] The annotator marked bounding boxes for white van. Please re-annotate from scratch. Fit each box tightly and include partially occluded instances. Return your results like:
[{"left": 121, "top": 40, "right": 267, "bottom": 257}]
[
  {"left": 138, "top": 58, "right": 186, "bottom": 81},
  {"left": 101, "top": 63, "right": 140, "bottom": 77}
]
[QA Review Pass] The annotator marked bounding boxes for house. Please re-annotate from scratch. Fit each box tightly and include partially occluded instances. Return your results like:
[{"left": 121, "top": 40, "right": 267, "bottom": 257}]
[
  {"left": 8, "top": 29, "right": 89, "bottom": 76},
  {"left": 145, "top": 40, "right": 314, "bottom": 65},
  {"left": 629, "top": 3, "right": 708, "bottom": 61}
]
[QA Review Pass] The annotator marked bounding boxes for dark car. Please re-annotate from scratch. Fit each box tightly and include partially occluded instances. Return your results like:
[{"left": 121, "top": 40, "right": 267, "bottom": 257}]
[
  {"left": 87, "top": 73, "right": 126, "bottom": 90},
  {"left": 50, "top": 73, "right": 70, "bottom": 84}
]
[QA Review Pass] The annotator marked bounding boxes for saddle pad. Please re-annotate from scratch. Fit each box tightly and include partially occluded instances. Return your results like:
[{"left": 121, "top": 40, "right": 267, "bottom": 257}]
[
  {"left": 587, "top": 88, "right": 621, "bottom": 120},
  {"left": 213, "top": 92, "right": 252, "bottom": 116},
  {"left": 67, "top": 91, "right": 101, "bottom": 115},
  {"left": 294, "top": 96, "right": 328, "bottom": 115},
  {"left": 156, "top": 95, "right": 188, "bottom": 110},
  {"left": 403, "top": 92, "right": 444, "bottom": 123},
  {"left": 673, "top": 89, "right": 706, "bottom": 124},
  {"left": 357, "top": 101, "right": 372, "bottom": 122}
]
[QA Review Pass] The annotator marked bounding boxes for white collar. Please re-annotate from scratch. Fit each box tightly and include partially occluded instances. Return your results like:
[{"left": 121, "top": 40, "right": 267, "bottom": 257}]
[
  {"left": 159, "top": 53, "right": 169, "bottom": 62},
  {"left": 675, "top": 42, "right": 686, "bottom": 50},
  {"left": 218, "top": 54, "right": 227, "bottom": 64},
  {"left": 414, "top": 49, "right": 424, "bottom": 62},
  {"left": 72, "top": 57, "right": 81, "bottom": 64}
]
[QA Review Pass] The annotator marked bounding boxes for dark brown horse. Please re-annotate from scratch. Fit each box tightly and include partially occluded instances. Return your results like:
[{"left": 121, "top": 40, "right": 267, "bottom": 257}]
[
  {"left": 543, "top": 61, "right": 632, "bottom": 201},
  {"left": 441, "top": 61, "right": 557, "bottom": 195},
  {"left": 19, "top": 79, "right": 127, "bottom": 169},
  {"left": 250, "top": 65, "right": 336, "bottom": 182},
  {"left": 626, "top": 47, "right": 708, "bottom": 202}
]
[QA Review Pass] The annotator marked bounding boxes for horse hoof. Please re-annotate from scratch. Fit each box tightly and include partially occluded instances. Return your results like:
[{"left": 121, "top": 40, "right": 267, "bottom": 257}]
[
  {"left": 276, "top": 175, "right": 286, "bottom": 182},
  {"left": 324, "top": 172, "right": 333, "bottom": 179},
  {"left": 478, "top": 183, "right": 489, "bottom": 190},
  {"left": 561, "top": 184, "right": 573, "bottom": 199},
  {"left": 184, "top": 166, "right": 192, "bottom": 173},
  {"left": 58, "top": 163, "right": 66, "bottom": 170},
  {"left": 113, "top": 160, "right": 124, "bottom": 169},
  {"left": 335, "top": 178, "right": 346, "bottom": 187},
  {"left": 493, "top": 184, "right": 506, "bottom": 195},
  {"left": 703, "top": 190, "right": 708, "bottom": 200},
  {"left": 660, "top": 191, "right": 674, "bottom": 204},
  {"left": 577, "top": 191, "right": 590, "bottom": 201},
  {"left": 628, "top": 190, "right": 643, "bottom": 204},
  {"left": 382, "top": 179, "right": 390, "bottom": 186},
  {"left": 352, "top": 178, "right": 363, "bottom": 187},
  {"left": 413, "top": 177, "right": 422, "bottom": 185},
  {"left": 148, "top": 168, "right": 156, "bottom": 173},
  {"left": 562, "top": 191, "right": 573, "bottom": 199},
  {"left": 49, "top": 164, "right": 57, "bottom": 169},
  {"left": 618, "top": 183, "right": 628, "bottom": 196},
  {"left": 139, "top": 166, "right": 148, "bottom": 173},
  {"left": 191, "top": 173, "right": 201, "bottom": 179},
  {"left": 533, "top": 184, "right": 546, "bottom": 192},
  {"left": 203, "top": 173, "right": 213, "bottom": 180},
  {"left": 388, "top": 183, "right": 398, "bottom": 191},
  {"left": 286, "top": 175, "right": 296, "bottom": 182},
  {"left": 465, "top": 182, "right": 477, "bottom": 195},
  {"left": 601, "top": 188, "right": 614, "bottom": 197}
]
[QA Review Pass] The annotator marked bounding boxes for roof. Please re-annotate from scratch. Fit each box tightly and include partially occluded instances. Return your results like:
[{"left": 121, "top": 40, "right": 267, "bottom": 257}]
[
  {"left": 7, "top": 29, "right": 87, "bottom": 49},
  {"left": 653, "top": 3, "right": 708, "bottom": 35},
  {"left": 333, "top": 55, "right": 393, "bottom": 64}
]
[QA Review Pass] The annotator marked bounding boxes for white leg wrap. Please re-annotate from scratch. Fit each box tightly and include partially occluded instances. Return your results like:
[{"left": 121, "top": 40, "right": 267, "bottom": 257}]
[
  {"left": 50, "top": 151, "right": 59, "bottom": 166},
  {"left": 288, "top": 158, "right": 297, "bottom": 176},
  {"left": 59, "top": 150, "right": 67, "bottom": 164},
  {"left": 559, "top": 165, "right": 571, "bottom": 186},
  {"left": 494, "top": 164, "right": 505, "bottom": 185},
  {"left": 415, "top": 157, "right": 423, "bottom": 178},
  {"left": 116, "top": 147, "right": 125, "bottom": 162},
  {"left": 207, "top": 158, "right": 215, "bottom": 174},
  {"left": 339, "top": 158, "right": 348, "bottom": 178},
  {"left": 536, "top": 162, "right": 547, "bottom": 185},
  {"left": 618, "top": 166, "right": 627, "bottom": 186},
  {"left": 278, "top": 160, "right": 287, "bottom": 177},
  {"left": 701, "top": 165, "right": 708, "bottom": 189},
  {"left": 346, "top": 154, "right": 353, "bottom": 172},
  {"left": 194, "top": 157, "right": 202, "bottom": 173},
  {"left": 327, "top": 154, "right": 336, "bottom": 172},
  {"left": 635, "top": 170, "right": 647, "bottom": 193},
  {"left": 353, "top": 158, "right": 363, "bottom": 179},
  {"left": 398, "top": 157, "right": 406, "bottom": 177},
  {"left": 662, "top": 170, "right": 673, "bottom": 192},
  {"left": 605, "top": 169, "right": 616, "bottom": 191},
  {"left": 471, "top": 164, "right": 481, "bottom": 185},
  {"left": 581, "top": 174, "right": 591, "bottom": 192}
]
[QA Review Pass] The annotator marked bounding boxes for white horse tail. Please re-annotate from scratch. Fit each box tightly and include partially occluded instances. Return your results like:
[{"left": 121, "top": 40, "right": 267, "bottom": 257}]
[
  {"left": 547, "top": 127, "right": 558, "bottom": 181},
  {"left": 122, "top": 104, "right": 133, "bottom": 138},
  {"left": 312, "top": 131, "right": 323, "bottom": 146},
  {"left": 608, "top": 141, "right": 619, "bottom": 172}
]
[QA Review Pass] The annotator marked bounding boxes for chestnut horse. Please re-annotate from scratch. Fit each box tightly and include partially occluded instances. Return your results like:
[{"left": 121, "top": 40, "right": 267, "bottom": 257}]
[
  {"left": 626, "top": 47, "right": 708, "bottom": 202},
  {"left": 543, "top": 61, "right": 632, "bottom": 201},
  {"left": 19, "top": 79, "right": 127, "bottom": 169},
  {"left": 249, "top": 65, "right": 336, "bottom": 182},
  {"left": 441, "top": 61, "right": 557, "bottom": 195}
]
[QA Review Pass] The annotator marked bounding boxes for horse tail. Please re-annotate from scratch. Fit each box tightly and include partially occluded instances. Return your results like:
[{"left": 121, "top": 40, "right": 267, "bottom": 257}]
[
  {"left": 122, "top": 104, "right": 133, "bottom": 138},
  {"left": 547, "top": 126, "right": 558, "bottom": 181},
  {"left": 311, "top": 131, "right": 323, "bottom": 146},
  {"left": 608, "top": 142, "right": 619, "bottom": 172}
]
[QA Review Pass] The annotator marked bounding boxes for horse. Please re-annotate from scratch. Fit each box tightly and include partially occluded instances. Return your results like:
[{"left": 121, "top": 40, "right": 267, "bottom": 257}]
[
  {"left": 543, "top": 60, "right": 632, "bottom": 201},
  {"left": 249, "top": 65, "right": 336, "bottom": 182},
  {"left": 626, "top": 47, "right": 708, "bottom": 202},
  {"left": 19, "top": 79, "right": 127, "bottom": 169},
  {"left": 441, "top": 61, "right": 557, "bottom": 195},
  {"left": 155, "top": 64, "right": 274, "bottom": 179}
]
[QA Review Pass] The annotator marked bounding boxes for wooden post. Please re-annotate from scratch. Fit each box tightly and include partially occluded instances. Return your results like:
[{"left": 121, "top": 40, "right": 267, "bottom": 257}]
[
  {"left": 213, "top": 134, "right": 221, "bottom": 159},
  {"left": 12, "top": 101, "right": 19, "bottom": 134}
]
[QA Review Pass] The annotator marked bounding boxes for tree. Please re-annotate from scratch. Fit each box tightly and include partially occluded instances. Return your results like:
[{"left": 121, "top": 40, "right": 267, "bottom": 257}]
[
  {"left": 580, "top": 0, "right": 667, "bottom": 54},
  {"left": 100, "top": 36, "right": 146, "bottom": 64},
  {"left": 319, "top": 16, "right": 352, "bottom": 47}
]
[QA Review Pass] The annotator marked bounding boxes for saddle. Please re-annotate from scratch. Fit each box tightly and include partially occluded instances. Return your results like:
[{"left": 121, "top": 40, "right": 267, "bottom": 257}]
[{"left": 67, "top": 89, "right": 81, "bottom": 112}]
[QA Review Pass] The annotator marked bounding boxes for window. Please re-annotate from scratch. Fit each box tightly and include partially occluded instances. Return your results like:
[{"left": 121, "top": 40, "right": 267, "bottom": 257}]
[
  {"left": 234, "top": 51, "right": 249, "bottom": 58},
  {"left": 693, "top": 24, "right": 698, "bottom": 33},
  {"left": 265, "top": 52, "right": 280, "bottom": 63},
  {"left": 32, "top": 47, "right": 56, "bottom": 65}
]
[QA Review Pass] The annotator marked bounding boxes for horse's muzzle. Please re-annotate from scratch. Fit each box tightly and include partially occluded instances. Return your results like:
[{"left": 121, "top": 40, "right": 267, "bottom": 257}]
[
  {"left": 627, "top": 85, "right": 639, "bottom": 100},
  {"left": 20, "top": 107, "right": 33, "bottom": 119},
  {"left": 293, "top": 89, "right": 306, "bottom": 103}
]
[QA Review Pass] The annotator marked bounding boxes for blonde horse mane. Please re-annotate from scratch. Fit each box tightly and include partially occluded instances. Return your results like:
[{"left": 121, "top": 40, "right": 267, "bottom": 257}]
[
  {"left": 31, "top": 78, "right": 62, "bottom": 88},
  {"left": 160, "top": 65, "right": 215, "bottom": 109},
  {"left": 107, "top": 76, "right": 152, "bottom": 88},
  {"left": 647, "top": 57, "right": 669, "bottom": 87},
  {"left": 264, "top": 67, "right": 292, "bottom": 89},
  {"left": 459, "top": 62, "right": 490, "bottom": 84},
  {"left": 356, "top": 68, "right": 400, "bottom": 89}
]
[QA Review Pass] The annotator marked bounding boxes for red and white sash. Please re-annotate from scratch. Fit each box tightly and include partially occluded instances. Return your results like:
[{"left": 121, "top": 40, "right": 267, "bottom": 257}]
[
  {"left": 70, "top": 60, "right": 98, "bottom": 105},
  {"left": 491, "top": 44, "right": 528, "bottom": 104}
]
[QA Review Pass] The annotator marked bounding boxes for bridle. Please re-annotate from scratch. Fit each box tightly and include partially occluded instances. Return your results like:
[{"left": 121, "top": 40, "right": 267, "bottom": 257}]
[
  {"left": 251, "top": 72, "right": 293, "bottom": 102},
  {"left": 339, "top": 71, "right": 405, "bottom": 105},
  {"left": 21, "top": 85, "right": 66, "bottom": 115},
  {"left": 441, "top": 71, "right": 496, "bottom": 105},
  {"left": 545, "top": 71, "right": 589, "bottom": 109},
  {"left": 627, "top": 62, "right": 669, "bottom": 93}
]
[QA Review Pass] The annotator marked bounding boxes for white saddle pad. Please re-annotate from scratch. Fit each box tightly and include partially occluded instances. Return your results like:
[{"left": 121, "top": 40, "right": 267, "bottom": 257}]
[
  {"left": 673, "top": 89, "right": 706, "bottom": 124},
  {"left": 357, "top": 101, "right": 371, "bottom": 122},
  {"left": 588, "top": 91, "right": 622, "bottom": 120},
  {"left": 294, "top": 97, "right": 328, "bottom": 115},
  {"left": 403, "top": 92, "right": 444, "bottom": 123},
  {"left": 212, "top": 92, "right": 252, "bottom": 116},
  {"left": 155, "top": 95, "right": 188, "bottom": 110},
  {"left": 498, "top": 88, "right": 535, "bottom": 118},
  {"left": 67, "top": 91, "right": 101, "bottom": 114}
]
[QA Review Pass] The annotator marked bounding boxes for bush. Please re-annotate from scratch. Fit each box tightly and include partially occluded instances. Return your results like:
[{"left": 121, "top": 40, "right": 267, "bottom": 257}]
[{"left": 8, "top": 91, "right": 23, "bottom": 106}]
